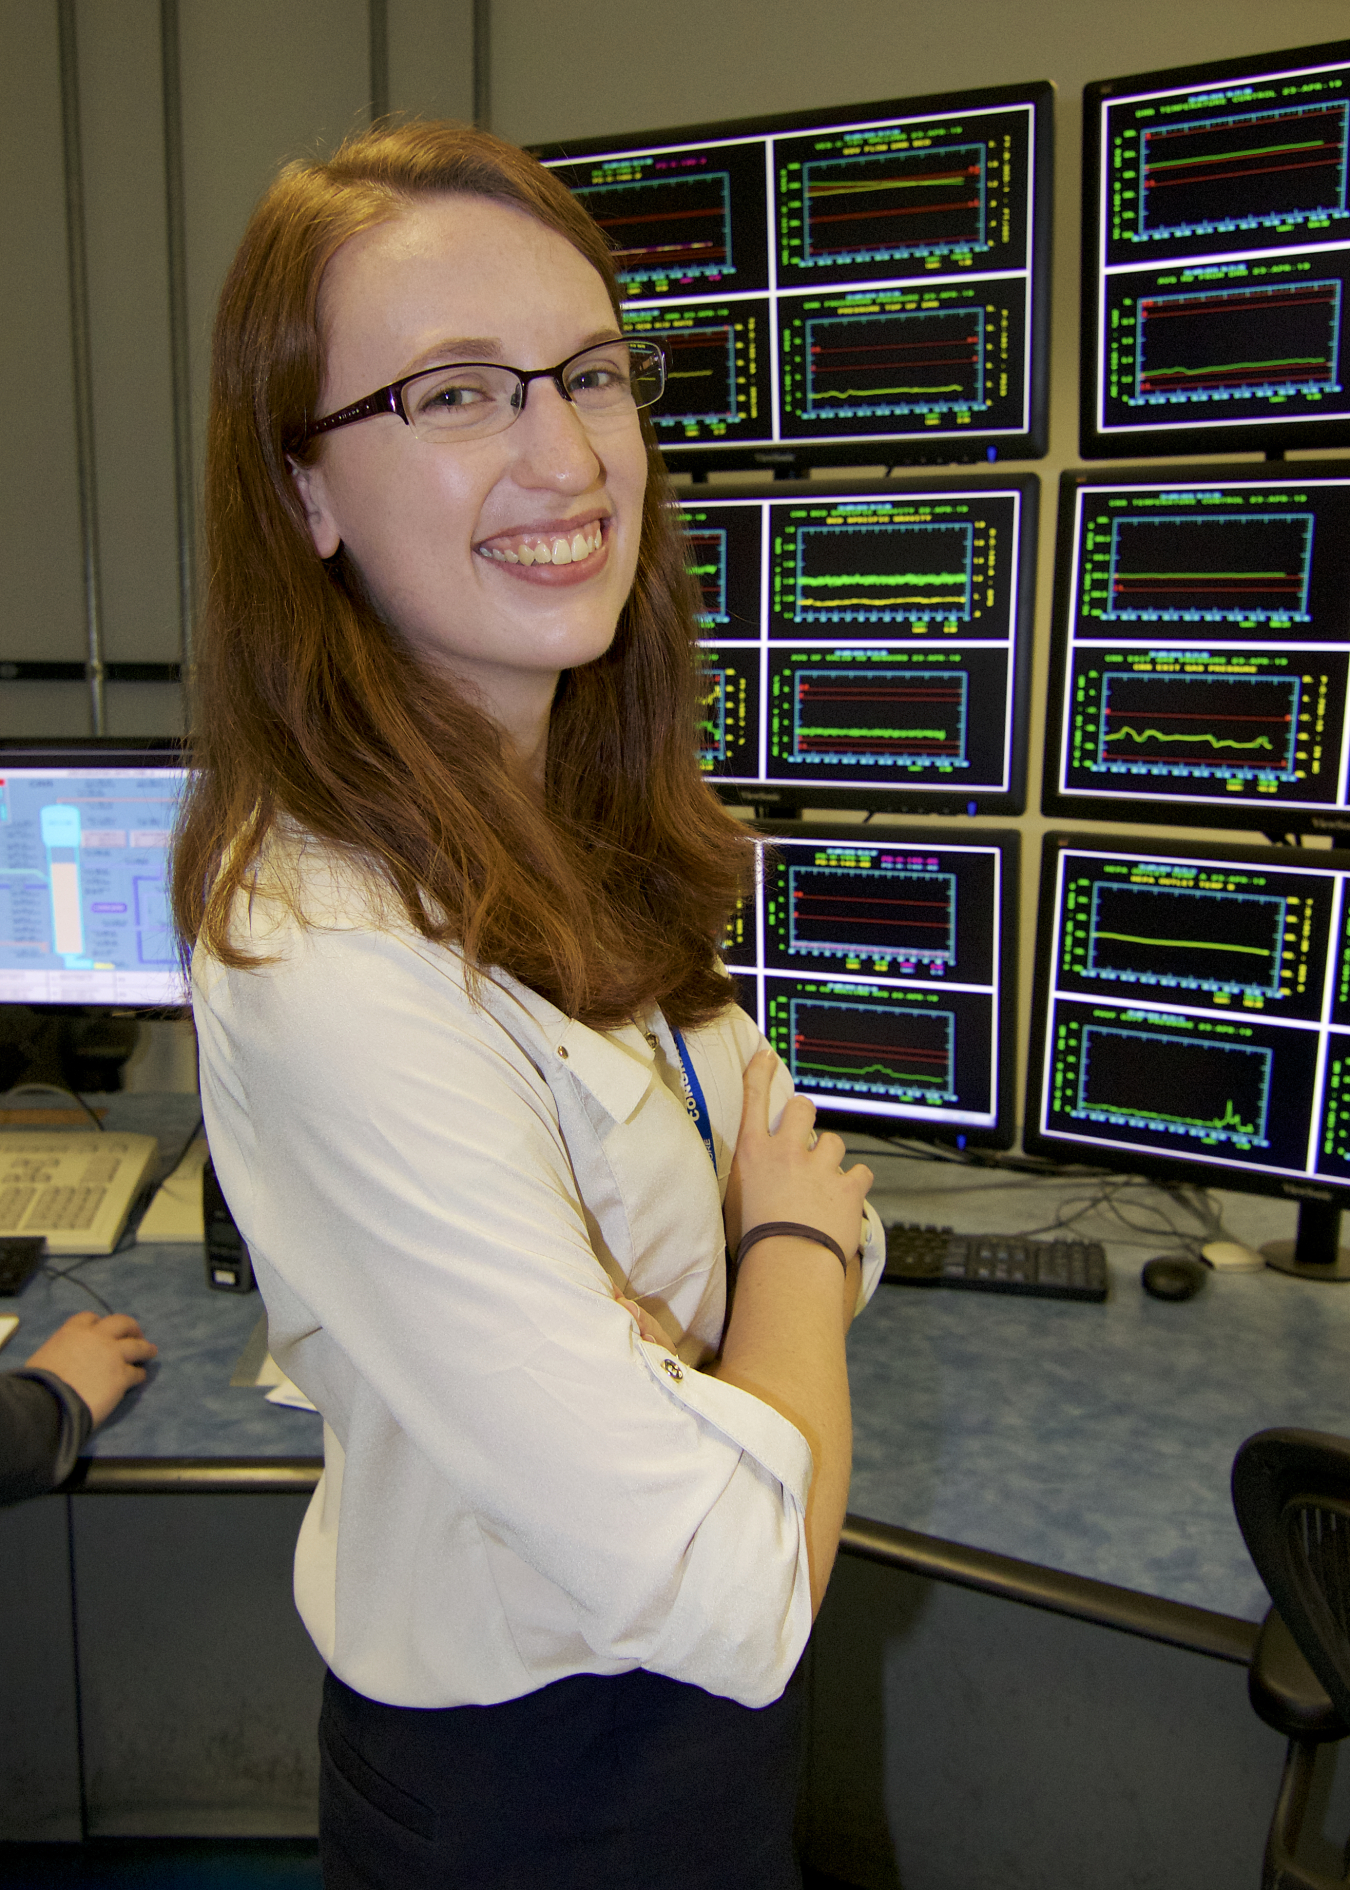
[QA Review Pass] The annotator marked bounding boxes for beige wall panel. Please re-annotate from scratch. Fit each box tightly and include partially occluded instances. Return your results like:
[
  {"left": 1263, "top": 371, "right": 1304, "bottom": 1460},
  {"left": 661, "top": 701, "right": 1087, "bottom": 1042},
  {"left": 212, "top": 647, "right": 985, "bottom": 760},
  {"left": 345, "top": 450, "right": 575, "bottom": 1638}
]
[
  {"left": 0, "top": 0, "right": 84, "bottom": 666},
  {"left": 77, "top": 0, "right": 180, "bottom": 668},
  {"left": 0, "top": 683, "right": 93, "bottom": 739},
  {"left": 178, "top": 0, "right": 370, "bottom": 487},
  {"left": 106, "top": 681, "right": 185, "bottom": 738},
  {"left": 388, "top": 0, "right": 475, "bottom": 122}
]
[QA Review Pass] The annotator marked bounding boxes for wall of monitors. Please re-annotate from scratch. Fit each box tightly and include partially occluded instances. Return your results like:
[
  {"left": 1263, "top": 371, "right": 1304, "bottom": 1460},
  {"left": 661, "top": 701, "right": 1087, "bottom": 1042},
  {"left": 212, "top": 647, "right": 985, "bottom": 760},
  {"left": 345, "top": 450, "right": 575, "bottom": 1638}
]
[
  {"left": 684, "top": 474, "right": 1037, "bottom": 817},
  {"left": 1082, "top": 40, "right": 1350, "bottom": 458},
  {"left": 1041, "top": 464, "right": 1350, "bottom": 837},
  {"left": 730, "top": 824, "right": 1019, "bottom": 1145},
  {"left": 536, "top": 82, "right": 1053, "bottom": 473}
]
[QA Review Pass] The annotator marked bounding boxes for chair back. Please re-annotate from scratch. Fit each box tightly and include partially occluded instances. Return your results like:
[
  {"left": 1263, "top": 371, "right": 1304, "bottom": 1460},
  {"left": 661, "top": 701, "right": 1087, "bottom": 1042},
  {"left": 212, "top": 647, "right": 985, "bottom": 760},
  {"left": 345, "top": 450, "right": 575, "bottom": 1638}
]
[{"left": 1233, "top": 1429, "right": 1350, "bottom": 1727}]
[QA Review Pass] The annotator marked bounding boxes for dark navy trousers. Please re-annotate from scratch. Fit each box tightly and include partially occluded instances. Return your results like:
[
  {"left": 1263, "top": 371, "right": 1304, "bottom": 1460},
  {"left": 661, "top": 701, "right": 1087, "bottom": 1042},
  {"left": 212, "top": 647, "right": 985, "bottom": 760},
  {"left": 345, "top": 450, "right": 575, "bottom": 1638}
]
[{"left": 318, "top": 1659, "right": 806, "bottom": 1889}]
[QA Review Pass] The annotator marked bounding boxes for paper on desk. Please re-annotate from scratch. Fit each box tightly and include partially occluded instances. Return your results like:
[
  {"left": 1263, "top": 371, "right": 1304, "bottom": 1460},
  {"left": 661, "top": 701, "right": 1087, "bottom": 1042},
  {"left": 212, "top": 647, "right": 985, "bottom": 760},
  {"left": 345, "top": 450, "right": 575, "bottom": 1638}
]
[
  {"left": 265, "top": 1377, "right": 319, "bottom": 1412},
  {"left": 137, "top": 1135, "right": 209, "bottom": 1242},
  {"left": 229, "top": 1312, "right": 320, "bottom": 1411}
]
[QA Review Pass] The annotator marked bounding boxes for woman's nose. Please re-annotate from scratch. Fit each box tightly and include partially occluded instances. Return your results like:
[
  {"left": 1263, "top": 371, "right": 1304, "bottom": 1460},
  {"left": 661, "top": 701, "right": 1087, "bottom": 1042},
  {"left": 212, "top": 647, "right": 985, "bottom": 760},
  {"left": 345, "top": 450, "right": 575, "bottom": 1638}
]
[{"left": 508, "top": 376, "right": 604, "bottom": 491}]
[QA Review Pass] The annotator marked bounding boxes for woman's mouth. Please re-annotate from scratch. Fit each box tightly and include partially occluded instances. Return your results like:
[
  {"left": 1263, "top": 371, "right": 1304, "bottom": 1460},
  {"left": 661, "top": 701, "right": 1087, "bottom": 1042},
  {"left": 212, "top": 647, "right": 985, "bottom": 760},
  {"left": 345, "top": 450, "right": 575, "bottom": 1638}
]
[{"left": 475, "top": 521, "right": 606, "bottom": 568}]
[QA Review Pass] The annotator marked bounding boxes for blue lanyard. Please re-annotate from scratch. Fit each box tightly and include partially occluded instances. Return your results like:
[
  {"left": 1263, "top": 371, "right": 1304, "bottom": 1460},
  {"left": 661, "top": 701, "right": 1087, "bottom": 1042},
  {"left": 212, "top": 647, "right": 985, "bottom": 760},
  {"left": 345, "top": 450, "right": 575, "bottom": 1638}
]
[{"left": 671, "top": 1028, "right": 717, "bottom": 1173}]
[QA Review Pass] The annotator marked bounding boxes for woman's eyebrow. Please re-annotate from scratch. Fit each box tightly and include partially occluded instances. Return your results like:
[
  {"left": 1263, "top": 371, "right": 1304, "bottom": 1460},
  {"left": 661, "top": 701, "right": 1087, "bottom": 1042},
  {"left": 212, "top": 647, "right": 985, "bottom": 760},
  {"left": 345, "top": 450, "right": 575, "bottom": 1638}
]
[
  {"left": 403, "top": 337, "right": 504, "bottom": 372},
  {"left": 401, "top": 328, "right": 627, "bottom": 375}
]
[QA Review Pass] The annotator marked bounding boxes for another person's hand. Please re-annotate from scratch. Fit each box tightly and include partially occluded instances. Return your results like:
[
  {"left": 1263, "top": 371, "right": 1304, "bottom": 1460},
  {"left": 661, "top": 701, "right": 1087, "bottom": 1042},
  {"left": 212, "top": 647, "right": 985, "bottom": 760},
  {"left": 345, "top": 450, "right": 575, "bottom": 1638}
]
[{"left": 25, "top": 1312, "right": 157, "bottom": 1427}]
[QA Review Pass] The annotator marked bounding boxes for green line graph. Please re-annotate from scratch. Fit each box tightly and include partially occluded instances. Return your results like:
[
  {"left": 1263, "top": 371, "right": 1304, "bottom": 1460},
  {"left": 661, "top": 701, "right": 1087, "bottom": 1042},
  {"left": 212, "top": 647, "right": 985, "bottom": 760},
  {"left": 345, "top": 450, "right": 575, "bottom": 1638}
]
[
  {"left": 1107, "top": 726, "right": 1275, "bottom": 754},
  {"left": 1094, "top": 929, "right": 1270, "bottom": 958}
]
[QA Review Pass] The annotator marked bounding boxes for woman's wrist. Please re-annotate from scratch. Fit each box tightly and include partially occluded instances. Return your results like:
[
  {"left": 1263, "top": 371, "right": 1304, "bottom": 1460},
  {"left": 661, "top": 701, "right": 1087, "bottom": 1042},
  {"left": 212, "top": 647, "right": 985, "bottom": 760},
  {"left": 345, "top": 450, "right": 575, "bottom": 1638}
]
[{"left": 735, "top": 1221, "right": 851, "bottom": 1273}]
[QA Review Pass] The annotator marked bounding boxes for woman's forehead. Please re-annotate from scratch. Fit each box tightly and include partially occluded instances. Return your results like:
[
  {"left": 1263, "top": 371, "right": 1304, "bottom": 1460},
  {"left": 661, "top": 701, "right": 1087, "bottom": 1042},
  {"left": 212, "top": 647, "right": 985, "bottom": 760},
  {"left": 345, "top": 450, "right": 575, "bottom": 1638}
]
[{"left": 316, "top": 195, "right": 613, "bottom": 371}]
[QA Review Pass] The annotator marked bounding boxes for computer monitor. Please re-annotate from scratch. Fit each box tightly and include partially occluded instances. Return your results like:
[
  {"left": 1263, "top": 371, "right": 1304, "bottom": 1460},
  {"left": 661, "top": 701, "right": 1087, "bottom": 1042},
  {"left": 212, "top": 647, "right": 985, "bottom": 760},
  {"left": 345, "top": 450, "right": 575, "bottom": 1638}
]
[
  {"left": 0, "top": 742, "right": 189, "bottom": 1010},
  {"left": 1081, "top": 40, "right": 1350, "bottom": 459},
  {"left": 1025, "top": 832, "right": 1350, "bottom": 1272},
  {"left": 1040, "top": 464, "right": 1350, "bottom": 838},
  {"left": 687, "top": 473, "right": 1037, "bottom": 817},
  {"left": 535, "top": 81, "right": 1053, "bottom": 473},
  {"left": 727, "top": 822, "right": 1019, "bottom": 1146}
]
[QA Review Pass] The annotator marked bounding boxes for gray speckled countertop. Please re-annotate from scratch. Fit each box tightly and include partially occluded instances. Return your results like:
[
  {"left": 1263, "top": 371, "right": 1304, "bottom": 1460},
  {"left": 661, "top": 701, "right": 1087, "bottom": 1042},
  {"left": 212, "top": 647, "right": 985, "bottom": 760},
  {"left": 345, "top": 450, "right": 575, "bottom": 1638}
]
[
  {"left": 0, "top": 1092, "right": 323, "bottom": 1460},
  {"left": 853, "top": 1153, "right": 1349, "bottom": 1624},
  {"left": 5, "top": 1104, "right": 1344, "bottom": 1622}
]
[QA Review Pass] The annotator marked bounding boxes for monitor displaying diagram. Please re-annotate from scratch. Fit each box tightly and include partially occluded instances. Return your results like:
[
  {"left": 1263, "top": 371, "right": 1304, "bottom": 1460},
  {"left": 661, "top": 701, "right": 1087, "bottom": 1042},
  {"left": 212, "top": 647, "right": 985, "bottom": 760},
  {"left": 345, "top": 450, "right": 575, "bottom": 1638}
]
[{"left": 0, "top": 761, "right": 189, "bottom": 1005}]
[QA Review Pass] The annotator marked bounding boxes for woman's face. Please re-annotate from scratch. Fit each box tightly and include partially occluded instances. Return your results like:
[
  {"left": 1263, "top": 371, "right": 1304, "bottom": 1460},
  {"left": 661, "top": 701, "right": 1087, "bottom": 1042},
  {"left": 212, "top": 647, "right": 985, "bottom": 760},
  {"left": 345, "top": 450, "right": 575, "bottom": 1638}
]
[{"left": 291, "top": 194, "right": 648, "bottom": 729}]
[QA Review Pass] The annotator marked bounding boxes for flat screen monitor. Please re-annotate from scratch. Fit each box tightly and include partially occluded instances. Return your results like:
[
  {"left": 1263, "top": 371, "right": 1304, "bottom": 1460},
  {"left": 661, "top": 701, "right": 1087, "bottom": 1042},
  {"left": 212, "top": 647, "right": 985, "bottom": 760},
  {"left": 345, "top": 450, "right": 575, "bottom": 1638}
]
[
  {"left": 728, "top": 822, "right": 1018, "bottom": 1146},
  {"left": 686, "top": 473, "right": 1037, "bottom": 817},
  {"left": 0, "top": 742, "right": 189, "bottom": 1009},
  {"left": 1040, "top": 464, "right": 1350, "bottom": 838},
  {"left": 535, "top": 82, "right": 1053, "bottom": 473},
  {"left": 1081, "top": 40, "right": 1350, "bottom": 459},
  {"left": 1026, "top": 832, "right": 1350, "bottom": 1265}
]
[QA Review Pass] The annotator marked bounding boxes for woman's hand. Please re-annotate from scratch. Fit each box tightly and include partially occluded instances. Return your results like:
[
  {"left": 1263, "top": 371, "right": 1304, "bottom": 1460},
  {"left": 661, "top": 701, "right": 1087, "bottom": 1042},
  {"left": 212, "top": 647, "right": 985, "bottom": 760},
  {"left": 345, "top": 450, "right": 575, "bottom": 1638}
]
[
  {"left": 616, "top": 1295, "right": 680, "bottom": 1352},
  {"left": 25, "top": 1312, "right": 158, "bottom": 1427},
  {"left": 727, "top": 1048, "right": 873, "bottom": 1268}
]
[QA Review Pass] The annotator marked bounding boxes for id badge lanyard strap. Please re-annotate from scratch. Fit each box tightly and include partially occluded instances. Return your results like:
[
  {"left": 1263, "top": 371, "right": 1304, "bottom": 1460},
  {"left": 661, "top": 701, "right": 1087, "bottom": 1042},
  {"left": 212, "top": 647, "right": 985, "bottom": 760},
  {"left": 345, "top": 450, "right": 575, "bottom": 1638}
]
[{"left": 671, "top": 1029, "right": 717, "bottom": 1174}]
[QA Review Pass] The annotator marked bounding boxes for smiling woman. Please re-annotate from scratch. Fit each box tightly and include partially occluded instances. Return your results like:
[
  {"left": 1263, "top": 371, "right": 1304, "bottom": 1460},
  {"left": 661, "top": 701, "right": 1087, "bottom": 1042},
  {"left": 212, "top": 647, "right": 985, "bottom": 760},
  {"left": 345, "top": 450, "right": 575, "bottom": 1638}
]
[{"left": 171, "top": 120, "right": 879, "bottom": 1890}]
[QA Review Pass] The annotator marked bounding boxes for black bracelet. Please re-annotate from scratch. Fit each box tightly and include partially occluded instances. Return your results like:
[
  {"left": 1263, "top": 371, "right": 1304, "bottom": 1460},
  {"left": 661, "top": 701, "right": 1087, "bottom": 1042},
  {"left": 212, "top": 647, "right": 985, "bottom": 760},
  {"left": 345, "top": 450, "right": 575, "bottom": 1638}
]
[{"left": 735, "top": 1221, "right": 849, "bottom": 1274}]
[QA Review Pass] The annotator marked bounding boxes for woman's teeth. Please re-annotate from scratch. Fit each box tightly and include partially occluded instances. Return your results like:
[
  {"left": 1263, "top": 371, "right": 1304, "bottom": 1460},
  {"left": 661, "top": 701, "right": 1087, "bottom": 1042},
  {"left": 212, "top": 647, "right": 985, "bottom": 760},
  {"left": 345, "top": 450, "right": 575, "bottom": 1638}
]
[{"left": 479, "top": 525, "right": 604, "bottom": 566}]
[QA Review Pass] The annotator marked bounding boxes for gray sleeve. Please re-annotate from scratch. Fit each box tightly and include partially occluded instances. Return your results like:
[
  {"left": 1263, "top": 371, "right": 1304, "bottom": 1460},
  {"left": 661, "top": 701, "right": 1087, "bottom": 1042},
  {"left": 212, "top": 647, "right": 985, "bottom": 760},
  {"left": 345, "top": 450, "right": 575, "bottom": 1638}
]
[{"left": 0, "top": 1370, "right": 93, "bottom": 1507}]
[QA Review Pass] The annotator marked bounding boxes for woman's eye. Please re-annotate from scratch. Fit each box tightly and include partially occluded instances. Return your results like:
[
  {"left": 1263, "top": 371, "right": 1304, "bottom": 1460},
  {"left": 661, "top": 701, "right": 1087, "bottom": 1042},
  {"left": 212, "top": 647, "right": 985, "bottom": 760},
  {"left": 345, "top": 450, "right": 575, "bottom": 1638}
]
[
  {"left": 421, "top": 381, "right": 487, "bottom": 411},
  {"left": 569, "top": 363, "right": 627, "bottom": 395}
]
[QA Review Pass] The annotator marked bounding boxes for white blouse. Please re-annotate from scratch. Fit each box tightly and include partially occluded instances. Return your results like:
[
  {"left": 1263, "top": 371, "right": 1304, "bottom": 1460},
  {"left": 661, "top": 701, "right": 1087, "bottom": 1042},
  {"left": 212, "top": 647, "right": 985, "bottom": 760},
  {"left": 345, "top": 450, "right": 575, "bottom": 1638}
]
[{"left": 193, "top": 840, "right": 883, "bottom": 1711}]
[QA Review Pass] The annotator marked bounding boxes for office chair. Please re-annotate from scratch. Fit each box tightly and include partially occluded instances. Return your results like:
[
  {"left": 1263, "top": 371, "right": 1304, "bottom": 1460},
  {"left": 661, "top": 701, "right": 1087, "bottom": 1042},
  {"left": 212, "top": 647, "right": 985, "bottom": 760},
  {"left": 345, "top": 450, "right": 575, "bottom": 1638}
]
[{"left": 1232, "top": 1429, "right": 1350, "bottom": 1890}]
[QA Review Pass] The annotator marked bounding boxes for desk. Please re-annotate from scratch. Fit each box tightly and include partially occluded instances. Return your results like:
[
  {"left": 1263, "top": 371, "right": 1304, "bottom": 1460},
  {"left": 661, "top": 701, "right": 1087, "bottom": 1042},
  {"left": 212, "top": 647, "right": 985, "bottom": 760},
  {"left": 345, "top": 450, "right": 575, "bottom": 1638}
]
[{"left": 7, "top": 1135, "right": 1341, "bottom": 1618}]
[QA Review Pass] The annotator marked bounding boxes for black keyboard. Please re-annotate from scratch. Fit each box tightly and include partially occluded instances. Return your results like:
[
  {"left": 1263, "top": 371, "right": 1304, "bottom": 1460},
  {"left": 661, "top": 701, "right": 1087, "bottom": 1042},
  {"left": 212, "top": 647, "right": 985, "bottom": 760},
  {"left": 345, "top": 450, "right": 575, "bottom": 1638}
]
[
  {"left": 883, "top": 1223, "right": 1109, "bottom": 1302},
  {"left": 0, "top": 1237, "right": 45, "bottom": 1296}
]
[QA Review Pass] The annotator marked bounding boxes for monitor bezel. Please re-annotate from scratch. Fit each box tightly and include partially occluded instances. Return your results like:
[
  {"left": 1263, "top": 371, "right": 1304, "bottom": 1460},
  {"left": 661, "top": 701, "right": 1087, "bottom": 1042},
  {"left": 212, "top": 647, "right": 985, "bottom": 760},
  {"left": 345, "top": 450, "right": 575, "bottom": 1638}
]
[
  {"left": 1079, "top": 40, "right": 1350, "bottom": 461},
  {"left": 1024, "top": 829, "right": 1350, "bottom": 1210},
  {"left": 0, "top": 738, "right": 189, "bottom": 1018},
  {"left": 1039, "top": 461, "right": 1350, "bottom": 839},
  {"left": 687, "top": 471, "right": 1038, "bottom": 819},
  {"left": 737, "top": 819, "right": 1020, "bottom": 1148},
  {"left": 533, "top": 80, "right": 1055, "bottom": 473}
]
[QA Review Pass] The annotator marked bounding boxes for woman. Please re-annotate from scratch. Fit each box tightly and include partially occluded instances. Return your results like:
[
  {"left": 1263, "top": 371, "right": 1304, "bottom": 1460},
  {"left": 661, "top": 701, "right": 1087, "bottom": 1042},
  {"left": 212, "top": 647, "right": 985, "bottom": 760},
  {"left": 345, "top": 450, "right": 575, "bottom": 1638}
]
[{"left": 173, "top": 120, "right": 881, "bottom": 1890}]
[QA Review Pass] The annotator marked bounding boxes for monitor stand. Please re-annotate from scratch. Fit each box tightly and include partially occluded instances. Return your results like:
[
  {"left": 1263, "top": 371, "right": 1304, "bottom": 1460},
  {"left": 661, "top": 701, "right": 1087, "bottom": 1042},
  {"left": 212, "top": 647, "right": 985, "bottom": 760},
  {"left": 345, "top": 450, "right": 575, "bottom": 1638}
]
[{"left": 1263, "top": 1199, "right": 1350, "bottom": 1281}]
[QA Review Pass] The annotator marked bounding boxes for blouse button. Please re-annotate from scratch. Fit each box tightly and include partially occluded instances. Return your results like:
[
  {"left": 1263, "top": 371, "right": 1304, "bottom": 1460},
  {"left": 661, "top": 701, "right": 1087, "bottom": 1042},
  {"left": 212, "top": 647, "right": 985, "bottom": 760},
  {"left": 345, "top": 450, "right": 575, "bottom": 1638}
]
[
  {"left": 557, "top": 1045, "right": 569, "bottom": 1059},
  {"left": 661, "top": 1357, "right": 684, "bottom": 1382}
]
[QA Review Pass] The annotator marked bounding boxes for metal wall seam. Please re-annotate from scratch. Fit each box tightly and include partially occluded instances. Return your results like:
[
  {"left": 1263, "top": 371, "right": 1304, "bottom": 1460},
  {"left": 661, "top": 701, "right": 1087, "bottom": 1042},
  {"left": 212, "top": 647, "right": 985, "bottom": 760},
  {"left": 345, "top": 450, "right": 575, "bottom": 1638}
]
[
  {"left": 56, "top": 0, "right": 104, "bottom": 736},
  {"left": 160, "top": 0, "right": 195, "bottom": 708},
  {"left": 473, "top": 0, "right": 490, "bottom": 129},
  {"left": 369, "top": 0, "right": 389, "bottom": 123}
]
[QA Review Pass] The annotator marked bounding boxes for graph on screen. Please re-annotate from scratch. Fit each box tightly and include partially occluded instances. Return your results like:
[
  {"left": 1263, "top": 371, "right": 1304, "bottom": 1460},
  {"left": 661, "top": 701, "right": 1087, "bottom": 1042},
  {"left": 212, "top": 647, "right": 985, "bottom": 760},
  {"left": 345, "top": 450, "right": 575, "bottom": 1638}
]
[
  {"left": 538, "top": 84, "right": 1050, "bottom": 467},
  {"left": 1030, "top": 839, "right": 1350, "bottom": 1188},
  {"left": 1084, "top": 43, "right": 1350, "bottom": 454},
  {"left": 680, "top": 478, "right": 1033, "bottom": 813},
  {"left": 1044, "top": 467, "right": 1350, "bottom": 832},
  {"left": 727, "top": 826, "right": 1014, "bottom": 1138}
]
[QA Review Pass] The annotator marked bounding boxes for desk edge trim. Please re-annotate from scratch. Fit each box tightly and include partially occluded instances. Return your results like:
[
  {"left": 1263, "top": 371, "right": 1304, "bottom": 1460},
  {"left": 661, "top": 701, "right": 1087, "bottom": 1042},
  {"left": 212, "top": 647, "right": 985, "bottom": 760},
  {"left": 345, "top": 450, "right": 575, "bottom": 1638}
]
[
  {"left": 65, "top": 1464, "right": 1259, "bottom": 1663},
  {"left": 841, "top": 1515, "right": 1258, "bottom": 1665}
]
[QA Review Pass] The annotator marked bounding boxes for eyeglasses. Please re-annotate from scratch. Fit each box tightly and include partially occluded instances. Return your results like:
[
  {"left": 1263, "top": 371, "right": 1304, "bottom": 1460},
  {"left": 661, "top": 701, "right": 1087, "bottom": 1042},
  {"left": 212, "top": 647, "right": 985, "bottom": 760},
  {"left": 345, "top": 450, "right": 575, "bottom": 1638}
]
[{"left": 298, "top": 338, "right": 666, "bottom": 447}]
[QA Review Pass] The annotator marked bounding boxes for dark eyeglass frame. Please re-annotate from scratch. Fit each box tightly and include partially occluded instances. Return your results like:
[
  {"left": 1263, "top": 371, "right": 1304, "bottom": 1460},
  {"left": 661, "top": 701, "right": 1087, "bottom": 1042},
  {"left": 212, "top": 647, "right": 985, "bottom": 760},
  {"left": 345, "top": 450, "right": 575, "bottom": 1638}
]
[{"left": 295, "top": 338, "right": 666, "bottom": 448}]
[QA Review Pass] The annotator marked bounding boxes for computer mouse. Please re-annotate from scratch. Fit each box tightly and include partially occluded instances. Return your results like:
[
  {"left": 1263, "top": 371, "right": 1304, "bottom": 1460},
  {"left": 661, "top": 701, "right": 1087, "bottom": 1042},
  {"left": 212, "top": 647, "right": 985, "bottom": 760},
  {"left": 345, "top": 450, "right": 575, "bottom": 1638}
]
[
  {"left": 1141, "top": 1256, "right": 1209, "bottom": 1302},
  {"left": 1200, "top": 1239, "right": 1266, "bottom": 1273}
]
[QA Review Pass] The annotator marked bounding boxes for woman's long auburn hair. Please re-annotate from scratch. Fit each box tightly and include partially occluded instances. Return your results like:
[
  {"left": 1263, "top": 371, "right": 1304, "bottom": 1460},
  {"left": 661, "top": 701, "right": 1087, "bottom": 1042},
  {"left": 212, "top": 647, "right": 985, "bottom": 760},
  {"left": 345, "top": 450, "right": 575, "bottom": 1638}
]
[{"left": 171, "top": 120, "right": 755, "bottom": 1031}]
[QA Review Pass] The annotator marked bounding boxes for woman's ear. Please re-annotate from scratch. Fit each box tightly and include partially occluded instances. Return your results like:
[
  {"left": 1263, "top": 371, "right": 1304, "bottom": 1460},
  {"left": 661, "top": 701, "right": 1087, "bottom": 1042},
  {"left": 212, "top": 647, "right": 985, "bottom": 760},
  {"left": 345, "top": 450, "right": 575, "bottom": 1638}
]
[{"left": 288, "top": 456, "right": 342, "bottom": 560}]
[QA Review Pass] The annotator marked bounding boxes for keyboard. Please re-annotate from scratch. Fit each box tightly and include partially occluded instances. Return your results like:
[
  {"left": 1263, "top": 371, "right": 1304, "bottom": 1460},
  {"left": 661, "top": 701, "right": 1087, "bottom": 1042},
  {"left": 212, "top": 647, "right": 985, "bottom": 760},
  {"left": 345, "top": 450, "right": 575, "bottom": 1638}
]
[
  {"left": 0, "top": 1133, "right": 159, "bottom": 1255},
  {"left": 884, "top": 1223, "right": 1110, "bottom": 1303}
]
